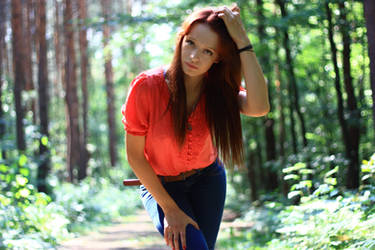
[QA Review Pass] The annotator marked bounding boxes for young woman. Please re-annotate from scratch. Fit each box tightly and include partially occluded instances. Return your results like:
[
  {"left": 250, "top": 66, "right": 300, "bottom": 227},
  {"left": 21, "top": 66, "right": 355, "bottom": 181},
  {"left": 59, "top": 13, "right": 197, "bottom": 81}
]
[{"left": 121, "top": 4, "right": 269, "bottom": 250}]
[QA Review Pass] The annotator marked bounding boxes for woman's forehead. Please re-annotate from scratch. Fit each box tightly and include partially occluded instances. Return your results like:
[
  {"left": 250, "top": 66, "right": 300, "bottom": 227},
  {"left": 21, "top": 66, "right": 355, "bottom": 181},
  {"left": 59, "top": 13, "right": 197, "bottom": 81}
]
[{"left": 187, "top": 23, "right": 219, "bottom": 50}]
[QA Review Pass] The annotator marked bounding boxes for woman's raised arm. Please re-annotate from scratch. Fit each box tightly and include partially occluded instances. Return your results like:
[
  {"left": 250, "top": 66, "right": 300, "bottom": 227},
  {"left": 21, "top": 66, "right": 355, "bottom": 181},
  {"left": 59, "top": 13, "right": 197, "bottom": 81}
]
[{"left": 217, "top": 5, "right": 270, "bottom": 117}]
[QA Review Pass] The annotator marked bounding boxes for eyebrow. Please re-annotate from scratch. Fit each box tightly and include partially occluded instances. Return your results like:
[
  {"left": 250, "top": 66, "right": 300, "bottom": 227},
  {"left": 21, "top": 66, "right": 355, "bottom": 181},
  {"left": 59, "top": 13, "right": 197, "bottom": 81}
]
[{"left": 186, "top": 35, "right": 217, "bottom": 52}]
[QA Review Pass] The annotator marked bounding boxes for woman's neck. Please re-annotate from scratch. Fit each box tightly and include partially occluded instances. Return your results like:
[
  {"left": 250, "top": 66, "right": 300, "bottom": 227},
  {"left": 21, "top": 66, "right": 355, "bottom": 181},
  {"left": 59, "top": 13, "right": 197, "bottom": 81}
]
[
  {"left": 184, "top": 74, "right": 205, "bottom": 115},
  {"left": 184, "top": 74, "right": 204, "bottom": 97}
]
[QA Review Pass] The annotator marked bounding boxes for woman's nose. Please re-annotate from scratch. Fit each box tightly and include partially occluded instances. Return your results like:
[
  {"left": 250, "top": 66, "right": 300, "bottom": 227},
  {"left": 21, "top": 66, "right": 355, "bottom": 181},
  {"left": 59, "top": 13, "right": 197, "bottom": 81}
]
[{"left": 190, "top": 49, "right": 199, "bottom": 61}]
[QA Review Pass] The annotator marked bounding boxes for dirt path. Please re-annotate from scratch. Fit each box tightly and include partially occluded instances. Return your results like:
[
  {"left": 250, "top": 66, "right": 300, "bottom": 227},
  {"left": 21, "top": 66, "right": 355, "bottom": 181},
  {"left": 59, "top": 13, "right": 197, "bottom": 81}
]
[
  {"left": 58, "top": 210, "right": 168, "bottom": 250},
  {"left": 58, "top": 210, "right": 249, "bottom": 250}
]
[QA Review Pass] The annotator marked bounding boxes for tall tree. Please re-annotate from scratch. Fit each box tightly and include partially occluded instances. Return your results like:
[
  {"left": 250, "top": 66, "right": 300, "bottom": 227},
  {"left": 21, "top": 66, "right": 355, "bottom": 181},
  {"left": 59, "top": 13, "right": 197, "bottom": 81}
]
[
  {"left": 53, "top": 0, "right": 63, "bottom": 97},
  {"left": 338, "top": 1, "right": 361, "bottom": 189},
  {"left": 246, "top": 133, "right": 258, "bottom": 201},
  {"left": 24, "top": 0, "right": 38, "bottom": 126},
  {"left": 36, "top": 0, "right": 50, "bottom": 194},
  {"left": 324, "top": 0, "right": 350, "bottom": 185},
  {"left": 275, "top": 64, "right": 289, "bottom": 196},
  {"left": 11, "top": 0, "right": 26, "bottom": 151},
  {"left": 363, "top": 0, "right": 375, "bottom": 139},
  {"left": 77, "top": 0, "right": 89, "bottom": 179},
  {"left": 275, "top": 0, "right": 308, "bottom": 152},
  {"left": 101, "top": 0, "right": 117, "bottom": 167},
  {"left": 126, "top": 0, "right": 133, "bottom": 14},
  {"left": 24, "top": 0, "right": 34, "bottom": 92},
  {"left": 0, "top": 0, "right": 6, "bottom": 158},
  {"left": 1, "top": 2, "right": 10, "bottom": 78},
  {"left": 63, "top": 0, "right": 81, "bottom": 182},
  {"left": 254, "top": 0, "right": 278, "bottom": 190}
]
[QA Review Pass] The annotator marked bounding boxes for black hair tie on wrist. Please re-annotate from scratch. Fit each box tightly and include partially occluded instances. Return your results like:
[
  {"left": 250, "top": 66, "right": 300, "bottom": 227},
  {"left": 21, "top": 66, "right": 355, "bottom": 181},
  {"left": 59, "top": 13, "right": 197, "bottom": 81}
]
[{"left": 237, "top": 44, "right": 254, "bottom": 53}]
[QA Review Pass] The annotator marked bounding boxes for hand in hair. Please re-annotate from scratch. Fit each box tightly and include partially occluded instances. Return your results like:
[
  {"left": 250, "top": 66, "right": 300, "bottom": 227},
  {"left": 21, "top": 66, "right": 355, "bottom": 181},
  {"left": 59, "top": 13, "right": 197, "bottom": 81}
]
[{"left": 216, "top": 3, "right": 251, "bottom": 49}]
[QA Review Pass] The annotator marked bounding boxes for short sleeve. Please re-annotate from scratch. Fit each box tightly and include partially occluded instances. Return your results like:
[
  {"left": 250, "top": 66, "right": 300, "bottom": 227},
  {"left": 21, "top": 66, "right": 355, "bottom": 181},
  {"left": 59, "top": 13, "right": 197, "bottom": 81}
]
[{"left": 121, "top": 74, "right": 150, "bottom": 136}]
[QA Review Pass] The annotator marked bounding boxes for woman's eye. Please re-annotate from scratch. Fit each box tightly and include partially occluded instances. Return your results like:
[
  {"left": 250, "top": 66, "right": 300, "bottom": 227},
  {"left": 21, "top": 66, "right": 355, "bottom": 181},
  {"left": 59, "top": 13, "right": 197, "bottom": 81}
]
[
  {"left": 204, "top": 49, "right": 213, "bottom": 56},
  {"left": 186, "top": 39, "right": 194, "bottom": 45}
]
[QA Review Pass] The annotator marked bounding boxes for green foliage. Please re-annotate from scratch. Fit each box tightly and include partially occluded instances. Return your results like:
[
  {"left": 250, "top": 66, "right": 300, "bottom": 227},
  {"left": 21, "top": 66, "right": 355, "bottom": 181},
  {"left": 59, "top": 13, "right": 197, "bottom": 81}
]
[
  {"left": 218, "top": 154, "right": 375, "bottom": 249},
  {"left": 359, "top": 153, "right": 375, "bottom": 217},
  {"left": 0, "top": 154, "right": 141, "bottom": 249},
  {"left": 270, "top": 195, "right": 375, "bottom": 249},
  {"left": 0, "top": 155, "right": 69, "bottom": 249},
  {"left": 281, "top": 147, "right": 349, "bottom": 202},
  {"left": 53, "top": 176, "right": 141, "bottom": 233},
  {"left": 217, "top": 202, "right": 284, "bottom": 250}
]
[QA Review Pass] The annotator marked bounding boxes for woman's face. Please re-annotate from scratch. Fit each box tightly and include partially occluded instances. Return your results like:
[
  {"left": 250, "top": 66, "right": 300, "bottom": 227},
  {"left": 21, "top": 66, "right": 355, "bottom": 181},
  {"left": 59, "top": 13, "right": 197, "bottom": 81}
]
[{"left": 180, "top": 23, "right": 220, "bottom": 79}]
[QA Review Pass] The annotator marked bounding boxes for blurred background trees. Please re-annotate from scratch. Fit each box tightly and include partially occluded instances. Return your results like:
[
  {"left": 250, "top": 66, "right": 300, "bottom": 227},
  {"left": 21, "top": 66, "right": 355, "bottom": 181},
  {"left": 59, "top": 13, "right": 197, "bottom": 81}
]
[{"left": 0, "top": 0, "right": 374, "bottom": 248}]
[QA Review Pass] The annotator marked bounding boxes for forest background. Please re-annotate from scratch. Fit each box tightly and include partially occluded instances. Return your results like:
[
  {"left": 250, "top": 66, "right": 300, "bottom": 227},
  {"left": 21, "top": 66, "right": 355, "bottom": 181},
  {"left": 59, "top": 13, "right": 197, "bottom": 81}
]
[{"left": 1, "top": 0, "right": 375, "bottom": 249}]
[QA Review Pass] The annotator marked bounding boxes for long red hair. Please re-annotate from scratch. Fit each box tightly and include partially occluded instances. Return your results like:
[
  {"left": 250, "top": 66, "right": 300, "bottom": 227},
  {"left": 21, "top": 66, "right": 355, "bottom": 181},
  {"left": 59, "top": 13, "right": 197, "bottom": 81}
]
[{"left": 167, "top": 8, "right": 243, "bottom": 166}]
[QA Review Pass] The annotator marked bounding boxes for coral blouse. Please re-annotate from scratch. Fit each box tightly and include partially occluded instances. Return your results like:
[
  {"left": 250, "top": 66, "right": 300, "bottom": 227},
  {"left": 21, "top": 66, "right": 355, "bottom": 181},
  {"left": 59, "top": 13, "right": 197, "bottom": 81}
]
[{"left": 121, "top": 67, "right": 217, "bottom": 176}]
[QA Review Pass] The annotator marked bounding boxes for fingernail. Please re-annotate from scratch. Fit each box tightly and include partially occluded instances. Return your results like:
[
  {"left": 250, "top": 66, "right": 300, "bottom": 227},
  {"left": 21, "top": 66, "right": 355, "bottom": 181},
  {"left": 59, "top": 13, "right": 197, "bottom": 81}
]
[{"left": 183, "top": 246, "right": 186, "bottom": 250}]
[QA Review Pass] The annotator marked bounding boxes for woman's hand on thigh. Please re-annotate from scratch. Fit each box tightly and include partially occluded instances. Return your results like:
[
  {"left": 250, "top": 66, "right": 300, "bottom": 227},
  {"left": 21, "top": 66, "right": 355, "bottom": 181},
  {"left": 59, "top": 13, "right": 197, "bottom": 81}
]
[{"left": 164, "top": 208, "right": 199, "bottom": 250}]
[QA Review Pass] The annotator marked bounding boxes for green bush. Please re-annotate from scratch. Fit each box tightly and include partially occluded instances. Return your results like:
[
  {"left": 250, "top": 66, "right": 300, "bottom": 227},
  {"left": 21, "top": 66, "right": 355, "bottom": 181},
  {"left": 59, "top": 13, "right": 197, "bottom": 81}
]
[
  {"left": 360, "top": 153, "right": 375, "bottom": 217},
  {"left": 53, "top": 176, "right": 141, "bottom": 233},
  {"left": 217, "top": 202, "right": 283, "bottom": 250},
  {"left": 0, "top": 154, "right": 141, "bottom": 249},
  {"left": 268, "top": 153, "right": 375, "bottom": 249},
  {"left": 0, "top": 155, "right": 70, "bottom": 249},
  {"left": 269, "top": 195, "right": 375, "bottom": 249},
  {"left": 217, "top": 153, "right": 375, "bottom": 250}
]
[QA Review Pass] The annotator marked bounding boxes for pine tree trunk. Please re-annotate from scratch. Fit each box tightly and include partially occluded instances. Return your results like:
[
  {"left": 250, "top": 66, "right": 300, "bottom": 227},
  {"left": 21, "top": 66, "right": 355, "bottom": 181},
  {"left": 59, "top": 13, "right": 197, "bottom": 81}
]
[
  {"left": 24, "top": 0, "right": 34, "bottom": 92},
  {"left": 246, "top": 148, "right": 258, "bottom": 202},
  {"left": 63, "top": 0, "right": 81, "bottom": 182},
  {"left": 275, "top": 0, "right": 308, "bottom": 150},
  {"left": 54, "top": 0, "right": 63, "bottom": 98},
  {"left": 272, "top": 3, "right": 297, "bottom": 155},
  {"left": 254, "top": 0, "right": 278, "bottom": 190},
  {"left": 27, "top": 0, "right": 38, "bottom": 126},
  {"left": 101, "top": 0, "right": 117, "bottom": 167},
  {"left": 338, "top": 1, "right": 360, "bottom": 189},
  {"left": 1, "top": 1, "right": 10, "bottom": 77},
  {"left": 0, "top": 0, "right": 6, "bottom": 158},
  {"left": 275, "top": 64, "right": 289, "bottom": 196},
  {"left": 126, "top": 0, "right": 133, "bottom": 14},
  {"left": 36, "top": 0, "right": 50, "bottom": 194},
  {"left": 324, "top": 1, "right": 351, "bottom": 184},
  {"left": 363, "top": 0, "right": 375, "bottom": 140},
  {"left": 77, "top": 0, "right": 89, "bottom": 180},
  {"left": 11, "top": 0, "right": 26, "bottom": 152}
]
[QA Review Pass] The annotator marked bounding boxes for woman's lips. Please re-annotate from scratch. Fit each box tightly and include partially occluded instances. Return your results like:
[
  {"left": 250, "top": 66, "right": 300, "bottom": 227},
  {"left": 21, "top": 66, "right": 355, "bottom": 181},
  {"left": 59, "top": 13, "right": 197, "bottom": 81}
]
[{"left": 185, "top": 62, "right": 198, "bottom": 70}]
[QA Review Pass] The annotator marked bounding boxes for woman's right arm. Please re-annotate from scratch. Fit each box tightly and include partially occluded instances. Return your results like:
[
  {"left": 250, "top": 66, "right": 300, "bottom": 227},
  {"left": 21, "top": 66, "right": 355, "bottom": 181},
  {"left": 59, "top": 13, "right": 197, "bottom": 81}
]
[
  {"left": 126, "top": 133, "right": 178, "bottom": 211},
  {"left": 125, "top": 133, "right": 199, "bottom": 250}
]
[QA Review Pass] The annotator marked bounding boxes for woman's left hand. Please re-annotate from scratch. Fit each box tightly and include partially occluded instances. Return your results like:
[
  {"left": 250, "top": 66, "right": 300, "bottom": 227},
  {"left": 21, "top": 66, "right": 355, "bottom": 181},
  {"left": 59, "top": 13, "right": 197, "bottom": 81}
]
[{"left": 216, "top": 4, "right": 251, "bottom": 49}]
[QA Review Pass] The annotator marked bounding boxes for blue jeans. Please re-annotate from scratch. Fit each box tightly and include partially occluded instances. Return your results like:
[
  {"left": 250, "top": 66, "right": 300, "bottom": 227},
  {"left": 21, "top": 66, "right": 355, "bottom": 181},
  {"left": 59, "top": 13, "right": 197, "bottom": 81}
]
[{"left": 140, "top": 159, "right": 226, "bottom": 250}]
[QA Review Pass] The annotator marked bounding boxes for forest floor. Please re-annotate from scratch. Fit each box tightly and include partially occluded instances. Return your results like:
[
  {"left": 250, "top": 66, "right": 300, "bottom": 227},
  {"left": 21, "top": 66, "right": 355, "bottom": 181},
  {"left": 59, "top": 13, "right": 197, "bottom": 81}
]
[
  {"left": 58, "top": 209, "right": 249, "bottom": 250},
  {"left": 58, "top": 210, "right": 168, "bottom": 250}
]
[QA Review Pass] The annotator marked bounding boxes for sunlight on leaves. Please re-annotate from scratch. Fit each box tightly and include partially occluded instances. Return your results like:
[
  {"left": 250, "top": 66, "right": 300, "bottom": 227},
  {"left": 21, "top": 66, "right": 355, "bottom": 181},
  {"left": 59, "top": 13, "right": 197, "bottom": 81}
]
[
  {"left": 0, "top": 164, "right": 8, "bottom": 172},
  {"left": 41, "top": 136, "right": 48, "bottom": 146},
  {"left": 16, "top": 175, "right": 28, "bottom": 186},
  {"left": 18, "top": 155, "right": 28, "bottom": 167},
  {"left": 287, "top": 190, "right": 301, "bottom": 199},
  {"left": 19, "top": 188, "right": 31, "bottom": 198}
]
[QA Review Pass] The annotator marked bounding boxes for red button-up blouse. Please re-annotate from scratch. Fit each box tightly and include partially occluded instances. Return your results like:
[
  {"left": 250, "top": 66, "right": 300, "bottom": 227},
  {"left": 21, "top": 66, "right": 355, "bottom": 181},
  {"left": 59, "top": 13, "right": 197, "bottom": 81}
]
[{"left": 121, "top": 67, "right": 217, "bottom": 176}]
